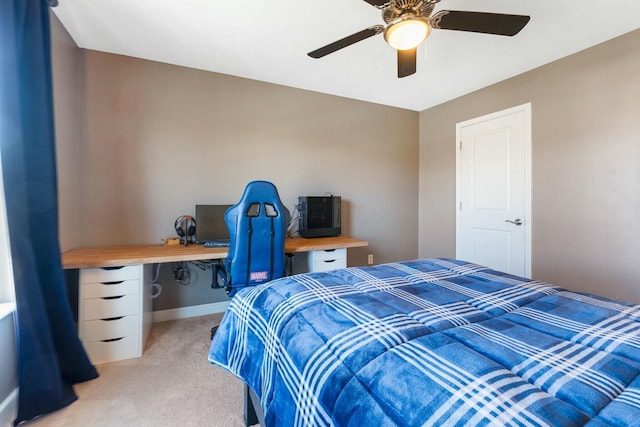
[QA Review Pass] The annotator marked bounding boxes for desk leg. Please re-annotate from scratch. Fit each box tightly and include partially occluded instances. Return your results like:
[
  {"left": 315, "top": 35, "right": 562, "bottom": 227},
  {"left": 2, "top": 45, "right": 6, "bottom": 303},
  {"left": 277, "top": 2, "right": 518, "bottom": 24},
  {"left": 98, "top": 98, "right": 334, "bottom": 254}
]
[{"left": 285, "top": 253, "right": 294, "bottom": 276}]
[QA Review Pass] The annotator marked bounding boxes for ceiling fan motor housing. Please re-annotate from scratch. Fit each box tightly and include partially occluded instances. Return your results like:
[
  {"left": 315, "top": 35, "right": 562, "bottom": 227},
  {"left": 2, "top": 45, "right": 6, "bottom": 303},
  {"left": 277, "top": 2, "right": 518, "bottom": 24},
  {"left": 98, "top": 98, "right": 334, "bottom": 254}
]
[{"left": 382, "top": 0, "right": 437, "bottom": 24}]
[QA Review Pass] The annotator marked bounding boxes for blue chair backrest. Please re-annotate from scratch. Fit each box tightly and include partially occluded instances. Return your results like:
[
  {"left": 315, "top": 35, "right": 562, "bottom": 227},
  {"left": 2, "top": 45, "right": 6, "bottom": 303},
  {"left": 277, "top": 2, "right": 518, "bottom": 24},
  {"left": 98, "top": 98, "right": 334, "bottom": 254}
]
[{"left": 225, "top": 181, "right": 290, "bottom": 296}]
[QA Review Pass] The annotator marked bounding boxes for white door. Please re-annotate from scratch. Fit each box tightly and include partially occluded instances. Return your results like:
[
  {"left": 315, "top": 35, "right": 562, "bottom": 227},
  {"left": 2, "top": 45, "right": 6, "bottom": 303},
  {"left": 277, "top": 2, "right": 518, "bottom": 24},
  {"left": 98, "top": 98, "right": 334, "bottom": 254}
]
[{"left": 456, "top": 104, "right": 531, "bottom": 277}]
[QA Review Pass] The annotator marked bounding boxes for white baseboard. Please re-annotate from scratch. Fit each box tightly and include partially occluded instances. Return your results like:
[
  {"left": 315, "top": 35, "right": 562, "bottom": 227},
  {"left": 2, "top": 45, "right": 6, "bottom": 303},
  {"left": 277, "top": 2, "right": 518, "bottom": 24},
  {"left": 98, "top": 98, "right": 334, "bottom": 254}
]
[
  {"left": 152, "top": 301, "right": 230, "bottom": 323},
  {"left": 0, "top": 388, "right": 17, "bottom": 427}
]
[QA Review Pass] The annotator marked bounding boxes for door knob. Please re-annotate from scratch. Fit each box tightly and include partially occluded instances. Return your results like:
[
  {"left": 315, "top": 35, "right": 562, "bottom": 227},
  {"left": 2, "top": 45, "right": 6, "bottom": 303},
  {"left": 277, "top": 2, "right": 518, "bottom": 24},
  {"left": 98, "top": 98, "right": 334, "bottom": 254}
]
[{"left": 505, "top": 219, "right": 523, "bottom": 226}]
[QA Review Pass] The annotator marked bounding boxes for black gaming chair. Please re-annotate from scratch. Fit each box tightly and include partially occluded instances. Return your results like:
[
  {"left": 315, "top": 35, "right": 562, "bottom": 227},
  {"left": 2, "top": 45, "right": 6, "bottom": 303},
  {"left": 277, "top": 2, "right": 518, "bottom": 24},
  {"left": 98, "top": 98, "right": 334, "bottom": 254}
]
[{"left": 223, "top": 180, "right": 290, "bottom": 297}]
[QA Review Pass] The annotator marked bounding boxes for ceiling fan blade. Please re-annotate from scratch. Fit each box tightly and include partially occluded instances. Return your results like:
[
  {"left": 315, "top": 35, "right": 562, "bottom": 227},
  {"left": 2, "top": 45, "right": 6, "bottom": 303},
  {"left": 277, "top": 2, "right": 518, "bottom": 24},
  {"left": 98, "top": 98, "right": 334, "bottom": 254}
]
[
  {"left": 431, "top": 11, "right": 530, "bottom": 36},
  {"left": 397, "top": 48, "right": 417, "bottom": 78},
  {"left": 362, "top": 0, "right": 388, "bottom": 7},
  {"left": 308, "top": 25, "right": 384, "bottom": 58}
]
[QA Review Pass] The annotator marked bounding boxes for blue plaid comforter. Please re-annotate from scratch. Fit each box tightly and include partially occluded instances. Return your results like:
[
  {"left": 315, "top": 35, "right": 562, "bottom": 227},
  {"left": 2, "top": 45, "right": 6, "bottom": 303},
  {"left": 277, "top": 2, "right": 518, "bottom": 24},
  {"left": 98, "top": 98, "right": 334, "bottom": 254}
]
[{"left": 208, "top": 258, "right": 640, "bottom": 426}]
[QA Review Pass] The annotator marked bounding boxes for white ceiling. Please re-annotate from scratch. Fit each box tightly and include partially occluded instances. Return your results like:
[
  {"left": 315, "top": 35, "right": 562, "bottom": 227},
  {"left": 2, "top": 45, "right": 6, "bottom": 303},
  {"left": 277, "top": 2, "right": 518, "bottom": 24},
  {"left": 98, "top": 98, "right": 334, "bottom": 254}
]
[{"left": 53, "top": 0, "right": 640, "bottom": 112}]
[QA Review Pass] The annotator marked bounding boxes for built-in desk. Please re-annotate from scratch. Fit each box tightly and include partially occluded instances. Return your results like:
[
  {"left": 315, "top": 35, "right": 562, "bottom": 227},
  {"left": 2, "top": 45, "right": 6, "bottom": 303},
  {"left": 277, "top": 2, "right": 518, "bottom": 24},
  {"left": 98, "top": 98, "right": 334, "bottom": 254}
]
[
  {"left": 61, "top": 236, "right": 369, "bottom": 269},
  {"left": 62, "top": 236, "right": 368, "bottom": 364}
]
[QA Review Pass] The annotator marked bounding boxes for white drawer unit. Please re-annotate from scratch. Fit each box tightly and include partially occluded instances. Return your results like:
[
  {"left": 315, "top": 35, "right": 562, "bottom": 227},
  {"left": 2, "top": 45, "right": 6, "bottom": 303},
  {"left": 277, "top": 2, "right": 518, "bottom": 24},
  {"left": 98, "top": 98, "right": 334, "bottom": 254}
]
[
  {"left": 307, "top": 248, "right": 347, "bottom": 272},
  {"left": 83, "top": 315, "right": 140, "bottom": 341},
  {"left": 80, "top": 265, "right": 141, "bottom": 283},
  {"left": 78, "top": 265, "right": 151, "bottom": 364},
  {"left": 83, "top": 335, "right": 140, "bottom": 365},
  {"left": 82, "top": 294, "right": 140, "bottom": 321},
  {"left": 81, "top": 277, "right": 140, "bottom": 299}
]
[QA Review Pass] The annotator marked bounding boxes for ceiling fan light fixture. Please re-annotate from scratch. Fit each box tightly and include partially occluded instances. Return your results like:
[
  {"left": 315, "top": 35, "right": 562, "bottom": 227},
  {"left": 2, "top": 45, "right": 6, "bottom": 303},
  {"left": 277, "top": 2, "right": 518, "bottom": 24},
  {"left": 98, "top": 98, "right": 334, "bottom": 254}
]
[{"left": 384, "top": 17, "right": 430, "bottom": 50}]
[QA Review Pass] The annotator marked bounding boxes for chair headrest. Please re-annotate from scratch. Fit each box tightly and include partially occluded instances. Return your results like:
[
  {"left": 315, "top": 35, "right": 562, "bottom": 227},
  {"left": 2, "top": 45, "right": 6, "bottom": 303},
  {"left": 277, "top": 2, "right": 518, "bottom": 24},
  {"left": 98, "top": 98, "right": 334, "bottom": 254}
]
[{"left": 231, "top": 180, "right": 287, "bottom": 219}]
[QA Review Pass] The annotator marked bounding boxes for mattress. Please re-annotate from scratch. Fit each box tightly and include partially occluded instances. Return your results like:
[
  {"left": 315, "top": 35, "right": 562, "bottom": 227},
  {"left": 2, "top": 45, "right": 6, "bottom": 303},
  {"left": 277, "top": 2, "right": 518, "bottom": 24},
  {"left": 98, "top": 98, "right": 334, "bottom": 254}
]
[{"left": 208, "top": 258, "right": 640, "bottom": 426}]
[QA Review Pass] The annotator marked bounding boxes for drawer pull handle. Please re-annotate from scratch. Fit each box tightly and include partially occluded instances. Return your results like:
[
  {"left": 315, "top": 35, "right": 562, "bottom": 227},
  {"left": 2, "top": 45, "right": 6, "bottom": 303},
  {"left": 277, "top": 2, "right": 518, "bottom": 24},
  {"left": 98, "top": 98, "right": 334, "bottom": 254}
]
[
  {"left": 102, "top": 295, "right": 124, "bottom": 300},
  {"left": 324, "top": 249, "right": 336, "bottom": 253},
  {"left": 101, "top": 280, "right": 124, "bottom": 285},
  {"left": 101, "top": 337, "right": 124, "bottom": 343},
  {"left": 324, "top": 260, "right": 336, "bottom": 263},
  {"left": 101, "top": 316, "right": 124, "bottom": 322},
  {"left": 102, "top": 266, "right": 124, "bottom": 271}
]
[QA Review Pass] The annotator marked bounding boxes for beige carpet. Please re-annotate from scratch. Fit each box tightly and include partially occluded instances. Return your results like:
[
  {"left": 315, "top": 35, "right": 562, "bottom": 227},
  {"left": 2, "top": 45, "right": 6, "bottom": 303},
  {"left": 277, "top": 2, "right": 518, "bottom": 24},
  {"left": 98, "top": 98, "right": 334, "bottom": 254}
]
[{"left": 26, "top": 314, "right": 247, "bottom": 427}]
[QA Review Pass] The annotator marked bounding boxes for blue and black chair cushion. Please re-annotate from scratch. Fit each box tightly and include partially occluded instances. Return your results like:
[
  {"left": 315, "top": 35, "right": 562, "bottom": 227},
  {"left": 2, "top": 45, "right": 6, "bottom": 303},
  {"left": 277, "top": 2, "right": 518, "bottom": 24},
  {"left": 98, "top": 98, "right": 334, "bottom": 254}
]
[{"left": 224, "top": 180, "right": 290, "bottom": 296}]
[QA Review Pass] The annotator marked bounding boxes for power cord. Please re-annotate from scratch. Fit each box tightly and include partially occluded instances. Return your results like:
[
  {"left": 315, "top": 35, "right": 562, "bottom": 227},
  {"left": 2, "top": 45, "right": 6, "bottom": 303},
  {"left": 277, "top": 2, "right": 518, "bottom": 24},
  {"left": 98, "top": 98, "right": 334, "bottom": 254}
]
[
  {"left": 287, "top": 203, "right": 301, "bottom": 237},
  {"left": 150, "top": 263, "right": 162, "bottom": 299}
]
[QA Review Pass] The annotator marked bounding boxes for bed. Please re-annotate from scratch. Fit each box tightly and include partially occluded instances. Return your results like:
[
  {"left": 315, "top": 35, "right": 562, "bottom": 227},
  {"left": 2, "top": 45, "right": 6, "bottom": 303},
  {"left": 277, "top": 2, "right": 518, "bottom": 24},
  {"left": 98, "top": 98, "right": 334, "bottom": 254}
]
[{"left": 208, "top": 258, "right": 640, "bottom": 426}]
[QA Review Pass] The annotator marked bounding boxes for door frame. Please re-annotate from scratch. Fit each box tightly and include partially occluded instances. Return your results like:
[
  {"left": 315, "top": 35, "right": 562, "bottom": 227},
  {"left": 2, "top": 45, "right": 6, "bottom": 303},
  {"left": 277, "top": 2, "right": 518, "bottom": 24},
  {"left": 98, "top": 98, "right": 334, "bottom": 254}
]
[{"left": 455, "top": 103, "right": 532, "bottom": 277}]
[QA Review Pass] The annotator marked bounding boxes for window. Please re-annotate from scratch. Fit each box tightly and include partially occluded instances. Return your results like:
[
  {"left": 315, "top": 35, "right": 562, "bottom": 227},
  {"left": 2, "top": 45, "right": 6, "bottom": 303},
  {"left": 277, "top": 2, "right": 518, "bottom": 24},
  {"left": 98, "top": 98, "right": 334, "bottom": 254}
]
[{"left": 0, "top": 153, "right": 16, "bottom": 318}]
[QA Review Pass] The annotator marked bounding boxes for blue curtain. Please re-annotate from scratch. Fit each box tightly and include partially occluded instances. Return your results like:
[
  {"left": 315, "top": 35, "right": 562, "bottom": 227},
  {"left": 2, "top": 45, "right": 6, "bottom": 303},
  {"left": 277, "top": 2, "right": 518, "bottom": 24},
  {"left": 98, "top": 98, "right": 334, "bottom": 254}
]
[{"left": 0, "top": 0, "right": 98, "bottom": 424}]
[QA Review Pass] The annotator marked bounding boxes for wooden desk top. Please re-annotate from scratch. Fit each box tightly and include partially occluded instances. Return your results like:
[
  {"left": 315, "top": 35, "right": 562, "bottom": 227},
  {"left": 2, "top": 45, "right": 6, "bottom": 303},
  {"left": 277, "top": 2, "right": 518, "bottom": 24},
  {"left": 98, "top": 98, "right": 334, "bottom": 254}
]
[{"left": 62, "top": 236, "right": 368, "bottom": 269}]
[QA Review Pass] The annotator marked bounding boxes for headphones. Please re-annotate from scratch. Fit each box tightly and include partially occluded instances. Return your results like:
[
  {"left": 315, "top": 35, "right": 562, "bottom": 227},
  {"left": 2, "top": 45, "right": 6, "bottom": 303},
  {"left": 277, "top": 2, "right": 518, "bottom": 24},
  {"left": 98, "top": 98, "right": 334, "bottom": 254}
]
[{"left": 174, "top": 215, "right": 196, "bottom": 243}]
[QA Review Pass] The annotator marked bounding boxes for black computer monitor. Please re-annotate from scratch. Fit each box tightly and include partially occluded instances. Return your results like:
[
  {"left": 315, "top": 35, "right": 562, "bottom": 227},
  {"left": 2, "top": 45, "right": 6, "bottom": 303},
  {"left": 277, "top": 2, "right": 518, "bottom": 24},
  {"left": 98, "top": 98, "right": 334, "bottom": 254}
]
[{"left": 195, "top": 204, "right": 232, "bottom": 243}]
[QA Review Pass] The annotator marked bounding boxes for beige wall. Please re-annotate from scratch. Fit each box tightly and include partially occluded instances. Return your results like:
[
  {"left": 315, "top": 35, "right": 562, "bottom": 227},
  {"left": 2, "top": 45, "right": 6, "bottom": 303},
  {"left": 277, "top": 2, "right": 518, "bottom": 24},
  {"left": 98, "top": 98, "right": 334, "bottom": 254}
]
[
  {"left": 419, "top": 29, "right": 640, "bottom": 303},
  {"left": 51, "top": 13, "right": 82, "bottom": 252},
  {"left": 78, "top": 51, "right": 418, "bottom": 258},
  {"left": 51, "top": 17, "right": 419, "bottom": 309}
]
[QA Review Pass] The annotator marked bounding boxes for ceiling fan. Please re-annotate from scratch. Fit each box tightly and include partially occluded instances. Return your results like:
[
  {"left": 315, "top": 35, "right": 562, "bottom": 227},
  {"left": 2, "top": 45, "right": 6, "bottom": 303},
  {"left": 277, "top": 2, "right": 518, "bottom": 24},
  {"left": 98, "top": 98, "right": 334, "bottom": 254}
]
[{"left": 308, "top": 0, "right": 530, "bottom": 78}]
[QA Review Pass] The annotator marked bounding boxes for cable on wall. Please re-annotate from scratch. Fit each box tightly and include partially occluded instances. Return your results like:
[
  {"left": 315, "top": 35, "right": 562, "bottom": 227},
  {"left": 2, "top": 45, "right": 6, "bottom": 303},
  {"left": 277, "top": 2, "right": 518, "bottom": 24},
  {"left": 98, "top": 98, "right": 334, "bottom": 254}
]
[
  {"left": 150, "top": 263, "right": 162, "bottom": 299},
  {"left": 287, "top": 203, "right": 300, "bottom": 237}
]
